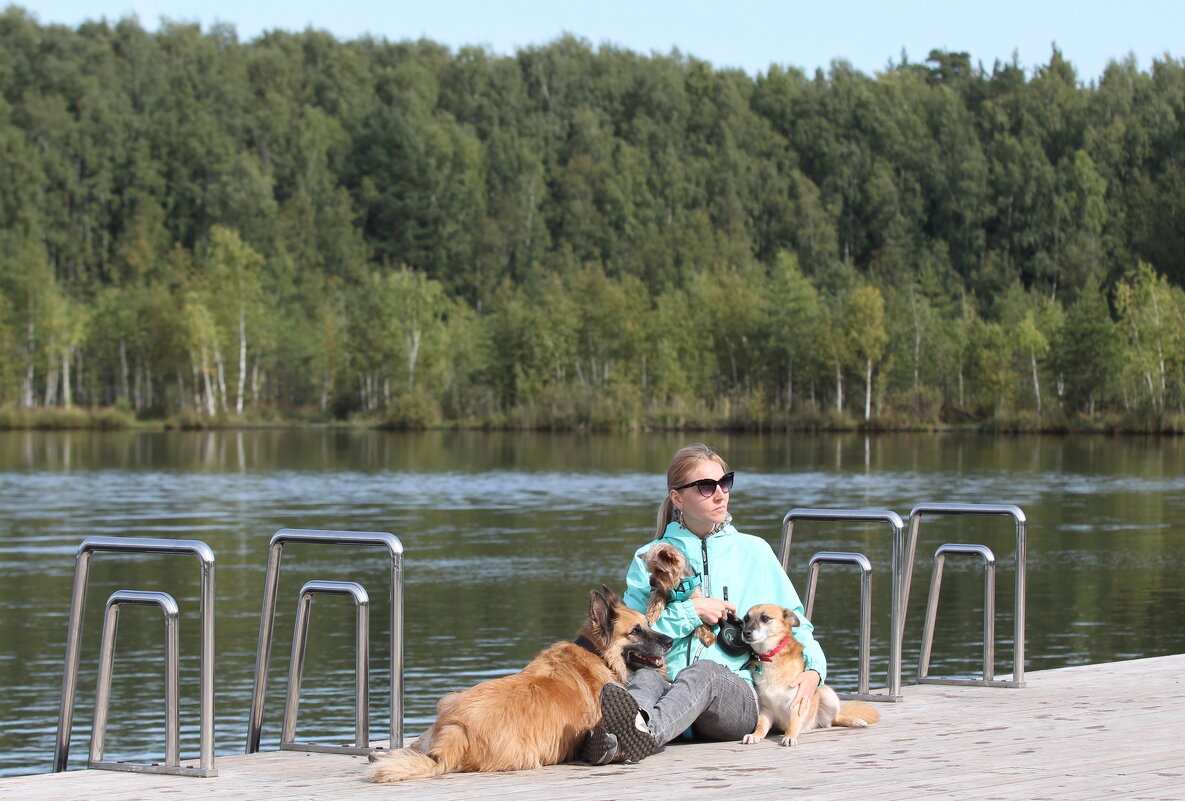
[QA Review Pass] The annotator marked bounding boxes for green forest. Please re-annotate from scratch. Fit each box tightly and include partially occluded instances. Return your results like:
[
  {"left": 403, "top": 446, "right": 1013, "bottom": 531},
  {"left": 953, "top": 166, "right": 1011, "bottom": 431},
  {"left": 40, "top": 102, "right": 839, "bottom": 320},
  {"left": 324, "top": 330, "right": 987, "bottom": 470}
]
[{"left": 1, "top": 7, "right": 1182, "bottom": 432}]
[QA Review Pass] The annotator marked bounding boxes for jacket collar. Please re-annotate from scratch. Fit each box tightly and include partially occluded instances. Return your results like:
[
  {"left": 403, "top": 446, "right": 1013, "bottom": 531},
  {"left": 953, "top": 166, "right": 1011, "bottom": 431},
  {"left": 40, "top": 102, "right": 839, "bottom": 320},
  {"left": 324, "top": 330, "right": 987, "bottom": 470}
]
[{"left": 660, "top": 520, "right": 737, "bottom": 543}]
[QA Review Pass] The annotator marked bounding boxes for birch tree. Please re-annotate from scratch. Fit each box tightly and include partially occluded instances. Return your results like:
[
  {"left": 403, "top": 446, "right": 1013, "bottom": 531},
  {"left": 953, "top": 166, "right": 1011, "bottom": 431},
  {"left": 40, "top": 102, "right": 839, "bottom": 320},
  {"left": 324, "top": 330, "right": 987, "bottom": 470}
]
[
  {"left": 847, "top": 285, "right": 888, "bottom": 421},
  {"left": 202, "top": 227, "right": 265, "bottom": 415}
]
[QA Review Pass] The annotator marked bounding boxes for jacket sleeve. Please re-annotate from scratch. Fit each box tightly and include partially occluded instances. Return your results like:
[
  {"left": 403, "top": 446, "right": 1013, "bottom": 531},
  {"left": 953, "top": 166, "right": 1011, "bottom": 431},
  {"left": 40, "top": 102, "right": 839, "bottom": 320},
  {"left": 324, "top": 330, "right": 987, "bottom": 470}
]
[
  {"left": 759, "top": 541, "right": 828, "bottom": 684},
  {"left": 623, "top": 548, "right": 704, "bottom": 641}
]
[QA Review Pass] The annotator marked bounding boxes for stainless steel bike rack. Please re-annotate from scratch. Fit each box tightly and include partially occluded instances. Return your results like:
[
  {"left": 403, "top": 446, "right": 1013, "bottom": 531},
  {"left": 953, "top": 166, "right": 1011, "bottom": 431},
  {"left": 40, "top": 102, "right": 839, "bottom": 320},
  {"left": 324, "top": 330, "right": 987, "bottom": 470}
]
[
  {"left": 89, "top": 591, "right": 187, "bottom": 774},
  {"left": 905, "top": 504, "right": 1027, "bottom": 687},
  {"left": 917, "top": 544, "right": 1002, "bottom": 685},
  {"left": 803, "top": 552, "right": 873, "bottom": 699},
  {"left": 246, "top": 529, "right": 404, "bottom": 754},
  {"left": 54, "top": 537, "right": 217, "bottom": 776},
  {"left": 779, "top": 508, "right": 907, "bottom": 701},
  {"left": 280, "top": 580, "right": 372, "bottom": 754}
]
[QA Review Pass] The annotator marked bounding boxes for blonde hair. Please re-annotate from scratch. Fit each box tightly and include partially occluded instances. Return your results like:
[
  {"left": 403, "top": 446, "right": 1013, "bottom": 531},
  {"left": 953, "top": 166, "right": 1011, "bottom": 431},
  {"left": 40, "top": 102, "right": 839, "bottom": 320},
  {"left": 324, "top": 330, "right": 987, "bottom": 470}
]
[{"left": 654, "top": 443, "right": 730, "bottom": 538}]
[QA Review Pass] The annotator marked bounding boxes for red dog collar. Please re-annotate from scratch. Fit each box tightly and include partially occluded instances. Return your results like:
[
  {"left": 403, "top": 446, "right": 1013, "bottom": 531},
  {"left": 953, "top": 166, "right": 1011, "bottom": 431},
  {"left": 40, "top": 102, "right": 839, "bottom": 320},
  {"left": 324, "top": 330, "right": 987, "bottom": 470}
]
[{"left": 756, "top": 636, "right": 791, "bottom": 662}]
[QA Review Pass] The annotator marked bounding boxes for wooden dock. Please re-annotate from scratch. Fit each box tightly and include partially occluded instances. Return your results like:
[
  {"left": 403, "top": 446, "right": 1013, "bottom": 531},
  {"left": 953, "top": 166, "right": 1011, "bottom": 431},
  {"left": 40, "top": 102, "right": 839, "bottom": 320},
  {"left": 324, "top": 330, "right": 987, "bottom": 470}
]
[{"left": 3, "top": 654, "right": 1181, "bottom": 801}]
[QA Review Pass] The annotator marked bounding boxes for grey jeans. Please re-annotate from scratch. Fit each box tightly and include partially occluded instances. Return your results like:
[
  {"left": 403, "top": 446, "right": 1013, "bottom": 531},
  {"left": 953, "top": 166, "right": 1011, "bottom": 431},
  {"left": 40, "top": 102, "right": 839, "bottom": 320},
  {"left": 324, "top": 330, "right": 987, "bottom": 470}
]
[{"left": 627, "top": 661, "right": 758, "bottom": 746}]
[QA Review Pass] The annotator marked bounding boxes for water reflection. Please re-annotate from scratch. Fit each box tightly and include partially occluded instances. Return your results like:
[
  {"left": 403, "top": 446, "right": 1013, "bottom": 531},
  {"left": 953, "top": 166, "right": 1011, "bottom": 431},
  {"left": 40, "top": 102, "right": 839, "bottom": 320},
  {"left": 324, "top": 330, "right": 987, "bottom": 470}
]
[{"left": 0, "top": 430, "right": 1182, "bottom": 777}]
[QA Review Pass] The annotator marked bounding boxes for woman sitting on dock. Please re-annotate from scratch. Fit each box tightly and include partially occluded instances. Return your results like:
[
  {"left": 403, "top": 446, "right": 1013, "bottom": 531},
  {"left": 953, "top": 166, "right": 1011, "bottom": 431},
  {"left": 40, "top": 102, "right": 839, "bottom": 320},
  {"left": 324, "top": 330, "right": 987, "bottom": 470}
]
[{"left": 581, "top": 443, "right": 827, "bottom": 763}]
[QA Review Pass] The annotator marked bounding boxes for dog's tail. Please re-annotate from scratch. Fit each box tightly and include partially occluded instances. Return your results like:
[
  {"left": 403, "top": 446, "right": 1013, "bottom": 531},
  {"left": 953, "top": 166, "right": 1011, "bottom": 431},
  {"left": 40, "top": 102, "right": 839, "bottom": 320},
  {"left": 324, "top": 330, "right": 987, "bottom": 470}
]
[
  {"left": 835, "top": 699, "right": 880, "bottom": 727},
  {"left": 366, "top": 724, "right": 468, "bottom": 783},
  {"left": 366, "top": 748, "right": 446, "bottom": 783}
]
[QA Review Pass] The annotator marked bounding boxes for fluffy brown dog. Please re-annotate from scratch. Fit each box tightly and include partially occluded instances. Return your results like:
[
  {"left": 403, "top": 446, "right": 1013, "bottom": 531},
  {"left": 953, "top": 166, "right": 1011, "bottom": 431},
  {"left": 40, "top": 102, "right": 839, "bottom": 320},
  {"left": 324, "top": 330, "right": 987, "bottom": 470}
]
[
  {"left": 366, "top": 586, "right": 672, "bottom": 782},
  {"left": 740, "top": 603, "right": 879, "bottom": 746},
  {"left": 643, "top": 542, "right": 715, "bottom": 646}
]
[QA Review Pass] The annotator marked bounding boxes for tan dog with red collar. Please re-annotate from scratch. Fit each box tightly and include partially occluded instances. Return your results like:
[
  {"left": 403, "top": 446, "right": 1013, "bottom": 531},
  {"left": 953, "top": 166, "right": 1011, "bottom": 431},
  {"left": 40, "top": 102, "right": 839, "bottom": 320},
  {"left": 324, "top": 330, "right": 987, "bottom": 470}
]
[{"left": 740, "top": 603, "right": 879, "bottom": 746}]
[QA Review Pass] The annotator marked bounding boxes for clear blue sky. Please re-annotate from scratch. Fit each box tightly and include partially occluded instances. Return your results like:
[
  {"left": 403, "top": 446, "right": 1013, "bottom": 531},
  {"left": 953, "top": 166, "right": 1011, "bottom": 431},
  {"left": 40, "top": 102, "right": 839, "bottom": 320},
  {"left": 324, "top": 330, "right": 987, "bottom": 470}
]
[{"left": 16, "top": 1, "right": 1183, "bottom": 82}]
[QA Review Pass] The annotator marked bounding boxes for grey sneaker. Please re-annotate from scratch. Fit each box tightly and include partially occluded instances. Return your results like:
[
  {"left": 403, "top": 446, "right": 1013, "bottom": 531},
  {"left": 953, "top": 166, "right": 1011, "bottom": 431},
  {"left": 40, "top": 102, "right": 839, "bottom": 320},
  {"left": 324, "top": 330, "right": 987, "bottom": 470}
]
[
  {"left": 598, "top": 683, "right": 657, "bottom": 762},
  {"left": 579, "top": 724, "right": 618, "bottom": 765}
]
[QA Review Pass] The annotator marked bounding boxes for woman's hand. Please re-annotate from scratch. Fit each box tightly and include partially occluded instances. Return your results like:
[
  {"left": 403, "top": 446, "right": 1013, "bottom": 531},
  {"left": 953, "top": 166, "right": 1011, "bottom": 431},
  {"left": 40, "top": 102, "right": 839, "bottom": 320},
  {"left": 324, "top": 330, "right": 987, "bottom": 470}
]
[
  {"left": 692, "top": 596, "right": 736, "bottom": 626},
  {"left": 789, "top": 669, "right": 820, "bottom": 716}
]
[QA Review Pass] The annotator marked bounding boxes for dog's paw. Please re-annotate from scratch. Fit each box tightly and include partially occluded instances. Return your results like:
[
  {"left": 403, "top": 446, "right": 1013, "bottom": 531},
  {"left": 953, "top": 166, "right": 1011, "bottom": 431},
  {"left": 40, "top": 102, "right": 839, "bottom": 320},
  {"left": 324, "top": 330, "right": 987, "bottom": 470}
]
[
  {"left": 778, "top": 736, "right": 799, "bottom": 747},
  {"left": 694, "top": 626, "right": 716, "bottom": 647},
  {"left": 741, "top": 734, "right": 763, "bottom": 745},
  {"left": 850, "top": 718, "right": 869, "bottom": 728}
]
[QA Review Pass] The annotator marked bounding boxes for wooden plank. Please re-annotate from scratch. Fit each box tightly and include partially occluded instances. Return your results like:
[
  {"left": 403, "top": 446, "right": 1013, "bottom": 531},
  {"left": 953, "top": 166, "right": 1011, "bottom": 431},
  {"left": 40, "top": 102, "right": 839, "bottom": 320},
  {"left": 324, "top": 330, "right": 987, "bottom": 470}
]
[{"left": 1, "top": 654, "right": 1181, "bottom": 801}]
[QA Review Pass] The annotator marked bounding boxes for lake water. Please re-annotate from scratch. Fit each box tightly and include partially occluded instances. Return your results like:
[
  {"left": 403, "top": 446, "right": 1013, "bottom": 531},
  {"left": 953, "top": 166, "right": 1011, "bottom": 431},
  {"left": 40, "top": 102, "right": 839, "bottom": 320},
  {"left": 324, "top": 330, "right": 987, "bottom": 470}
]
[{"left": 0, "top": 430, "right": 1182, "bottom": 777}]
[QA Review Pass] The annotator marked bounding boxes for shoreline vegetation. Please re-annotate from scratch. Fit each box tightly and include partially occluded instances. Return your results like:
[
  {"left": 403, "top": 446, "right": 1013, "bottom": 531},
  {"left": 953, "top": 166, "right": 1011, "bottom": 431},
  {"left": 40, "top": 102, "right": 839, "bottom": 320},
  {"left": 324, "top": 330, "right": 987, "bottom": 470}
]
[
  {"left": 1, "top": 11, "right": 1182, "bottom": 433},
  {"left": 1, "top": 404, "right": 1180, "bottom": 435}
]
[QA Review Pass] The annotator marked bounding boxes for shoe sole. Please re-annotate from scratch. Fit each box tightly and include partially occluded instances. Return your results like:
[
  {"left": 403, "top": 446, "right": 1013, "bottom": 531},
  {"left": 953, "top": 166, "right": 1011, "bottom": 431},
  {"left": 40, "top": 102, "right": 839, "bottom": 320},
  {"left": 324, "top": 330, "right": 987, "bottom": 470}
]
[
  {"left": 600, "top": 684, "right": 656, "bottom": 762},
  {"left": 580, "top": 726, "right": 617, "bottom": 765}
]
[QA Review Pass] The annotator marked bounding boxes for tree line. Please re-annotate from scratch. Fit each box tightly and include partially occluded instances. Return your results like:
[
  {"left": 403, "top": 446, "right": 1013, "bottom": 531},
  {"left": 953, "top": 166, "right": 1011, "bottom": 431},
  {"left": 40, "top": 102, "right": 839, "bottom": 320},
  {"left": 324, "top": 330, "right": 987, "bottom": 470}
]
[{"left": 0, "top": 8, "right": 1182, "bottom": 430}]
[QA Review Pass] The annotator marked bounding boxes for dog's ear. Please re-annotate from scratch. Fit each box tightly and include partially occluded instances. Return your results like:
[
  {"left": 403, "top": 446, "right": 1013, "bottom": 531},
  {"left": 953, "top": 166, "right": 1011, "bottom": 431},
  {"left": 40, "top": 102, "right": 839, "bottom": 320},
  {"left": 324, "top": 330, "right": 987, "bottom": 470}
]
[
  {"left": 588, "top": 586, "right": 618, "bottom": 634},
  {"left": 783, "top": 608, "right": 801, "bottom": 628}
]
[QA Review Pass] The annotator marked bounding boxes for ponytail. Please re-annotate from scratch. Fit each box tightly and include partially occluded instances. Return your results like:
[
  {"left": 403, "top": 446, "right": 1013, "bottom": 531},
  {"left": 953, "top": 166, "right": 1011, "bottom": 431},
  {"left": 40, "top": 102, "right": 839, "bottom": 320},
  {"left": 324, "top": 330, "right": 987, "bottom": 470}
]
[{"left": 655, "top": 496, "right": 676, "bottom": 539}]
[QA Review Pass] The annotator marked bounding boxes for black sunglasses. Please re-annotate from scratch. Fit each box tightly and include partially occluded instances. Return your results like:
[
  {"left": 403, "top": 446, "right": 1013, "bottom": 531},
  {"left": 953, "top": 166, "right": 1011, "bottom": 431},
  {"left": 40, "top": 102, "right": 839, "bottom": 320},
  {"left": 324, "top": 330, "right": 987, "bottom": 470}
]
[{"left": 671, "top": 472, "right": 735, "bottom": 497}]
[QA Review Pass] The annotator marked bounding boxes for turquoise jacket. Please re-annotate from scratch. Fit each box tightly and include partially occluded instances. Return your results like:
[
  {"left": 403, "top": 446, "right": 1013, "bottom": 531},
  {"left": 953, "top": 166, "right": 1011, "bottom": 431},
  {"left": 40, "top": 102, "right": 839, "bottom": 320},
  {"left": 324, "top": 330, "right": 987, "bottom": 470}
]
[{"left": 623, "top": 521, "right": 827, "bottom": 685}]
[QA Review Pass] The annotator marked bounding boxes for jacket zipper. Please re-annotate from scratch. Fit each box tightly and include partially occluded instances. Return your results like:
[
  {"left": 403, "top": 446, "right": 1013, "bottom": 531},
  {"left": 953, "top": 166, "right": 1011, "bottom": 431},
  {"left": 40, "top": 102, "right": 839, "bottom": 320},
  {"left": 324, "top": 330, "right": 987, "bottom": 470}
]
[
  {"left": 701, "top": 537, "right": 711, "bottom": 598},
  {"left": 689, "top": 535, "right": 712, "bottom": 664}
]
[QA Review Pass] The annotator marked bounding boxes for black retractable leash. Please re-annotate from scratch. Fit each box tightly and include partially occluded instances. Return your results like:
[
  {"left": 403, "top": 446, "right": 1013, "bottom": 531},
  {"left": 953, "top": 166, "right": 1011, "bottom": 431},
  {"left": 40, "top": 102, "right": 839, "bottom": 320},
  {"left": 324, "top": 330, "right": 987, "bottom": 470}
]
[{"left": 715, "top": 586, "right": 750, "bottom": 657}]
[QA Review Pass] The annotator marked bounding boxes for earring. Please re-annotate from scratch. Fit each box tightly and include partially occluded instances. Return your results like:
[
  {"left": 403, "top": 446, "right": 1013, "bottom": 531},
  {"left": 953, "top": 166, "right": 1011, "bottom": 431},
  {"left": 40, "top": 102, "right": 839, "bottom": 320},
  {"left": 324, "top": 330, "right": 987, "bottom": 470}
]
[{"left": 672, "top": 506, "right": 687, "bottom": 529}]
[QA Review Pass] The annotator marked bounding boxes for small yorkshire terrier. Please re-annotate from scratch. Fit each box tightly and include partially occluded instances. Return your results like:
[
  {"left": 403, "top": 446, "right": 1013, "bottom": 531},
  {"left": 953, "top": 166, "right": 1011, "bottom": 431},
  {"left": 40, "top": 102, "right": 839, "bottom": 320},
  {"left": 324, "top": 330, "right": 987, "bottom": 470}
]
[{"left": 643, "top": 542, "right": 715, "bottom": 646}]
